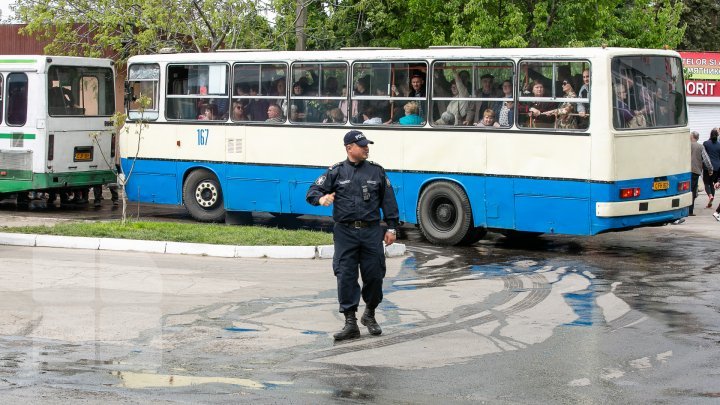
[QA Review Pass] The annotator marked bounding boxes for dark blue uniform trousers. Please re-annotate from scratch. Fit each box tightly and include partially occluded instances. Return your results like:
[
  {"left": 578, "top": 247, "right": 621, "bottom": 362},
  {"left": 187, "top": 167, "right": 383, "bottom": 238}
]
[{"left": 332, "top": 223, "right": 386, "bottom": 313}]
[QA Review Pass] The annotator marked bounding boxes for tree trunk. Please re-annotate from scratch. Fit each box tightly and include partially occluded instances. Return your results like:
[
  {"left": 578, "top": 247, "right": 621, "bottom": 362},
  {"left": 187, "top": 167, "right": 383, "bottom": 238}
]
[{"left": 295, "top": 0, "right": 307, "bottom": 51}]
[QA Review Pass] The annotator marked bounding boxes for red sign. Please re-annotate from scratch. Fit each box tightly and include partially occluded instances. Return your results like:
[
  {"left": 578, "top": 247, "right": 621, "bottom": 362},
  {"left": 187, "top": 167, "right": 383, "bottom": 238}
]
[
  {"left": 679, "top": 51, "right": 720, "bottom": 80},
  {"left": 685, "top": 80, "right": 720, "bottom": 97}
]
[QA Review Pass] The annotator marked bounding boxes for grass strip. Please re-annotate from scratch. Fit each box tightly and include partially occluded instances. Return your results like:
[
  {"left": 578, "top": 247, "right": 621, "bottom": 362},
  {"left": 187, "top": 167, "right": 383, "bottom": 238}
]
[{"left": 0, "top": 220, "right": 333, "bottom": 246}]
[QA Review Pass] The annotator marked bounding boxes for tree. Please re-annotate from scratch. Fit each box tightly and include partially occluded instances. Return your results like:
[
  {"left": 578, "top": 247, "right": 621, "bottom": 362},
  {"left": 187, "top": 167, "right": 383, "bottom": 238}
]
[
  {"left": 13, "top": 0, "right": 275, "bottom": 65},
  {"left": 272, "top": 0, "right": 686, "bottom": 50},
  {"left": 679, "top": 0, "right": 720, "bottom": 51}
]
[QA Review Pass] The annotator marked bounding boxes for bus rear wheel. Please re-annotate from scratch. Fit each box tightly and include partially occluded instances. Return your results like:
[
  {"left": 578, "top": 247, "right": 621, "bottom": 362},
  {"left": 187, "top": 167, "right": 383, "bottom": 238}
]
[
  {"left": 417, "top": 181, "right": 483, "bottom": 245},
  {"left": 183, "top": 169, "right": 225, "bottom": 222}
]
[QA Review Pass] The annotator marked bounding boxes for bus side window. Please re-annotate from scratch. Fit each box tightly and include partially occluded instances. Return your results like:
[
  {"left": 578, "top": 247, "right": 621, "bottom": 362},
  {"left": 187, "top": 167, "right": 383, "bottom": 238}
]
[
  {"left": 0, "top": 75, "right": 4, "bottom": 124},
  {"left": 517, "top": 60, "right": 589, "bottom": 131},
  {"left": 128, "top": 63, "right": 160, "bottom": 121},
  {"left": 290, "top": 62, "right": 347, "bottom": 124},
  {"left": 7, "top": 73, "right": 28, "bottom": 126},
  {"left": 232, "top": 63, "right": 287, "bottom": 123}
]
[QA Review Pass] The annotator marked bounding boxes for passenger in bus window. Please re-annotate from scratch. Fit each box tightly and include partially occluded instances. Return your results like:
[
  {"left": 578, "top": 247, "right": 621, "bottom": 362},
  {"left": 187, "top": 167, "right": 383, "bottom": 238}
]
[
  {"left": 542, "top": 78, "right": 578, "bottom": 129},
  {"left": 467, "top": 73, "right": 500, "bottom": 125},
  {"left": 324, "top": 76, "right": 340, "bottom": 97},
  {"left": 578, "top": 69, "right": 590, "bottom": 114},
  {"left": 266, "top": 104, "right": 285, "bottom": 123},
  {"left": 338, "top": 85, "right": 349, "bottom": 116},
  {"left": 474, "top": 109, "right": 500, "bottom": 128},
  {"left": 291, "top": 81, "right": 308, "bottom": 121},
  {"left": 399, "top": 101, "right": 423, "bottom": 125},
  {"left": 362, "top": 105, "right": 383, "bottom": 125},
  {"left": 632, "top": 76, "right": 655, "bottom": 126},
  {"left": 519, "top": 81, "right": 554, "bottom": 128},
  {"left": 613, "top": 83, "right": 635, "bottom": 128},
  {"left": 324, "top": 107, "right": 345, "bottom": 124},
  {"left": 352, "top": 76, "right": 370, "bottom": 123},
  {"left": 198, "top": 103, "right": 219, "bottom": 121},
  {"left": 432, "top": 69, "right": 452, "bottom": 117},
  {"left": 247, "top": 85, "right": 268, "bottom": 121},
  {"left": 272, "top": 77, "right": 286, "bottom": 98},
  {"left": 434, "top": 70, "right": 469, "bottom": 126},
  {"left": 372, "top": 87, "right": 392, "bottom": 123},
  {"left": 497, "top": 80, "right": 514, "bottom": 128},
  {"left": 406, "top": 73, "right": 426, "bottom": 119},
  {"left": 231, "top": 102, "right": 249, "bottom": 121}
]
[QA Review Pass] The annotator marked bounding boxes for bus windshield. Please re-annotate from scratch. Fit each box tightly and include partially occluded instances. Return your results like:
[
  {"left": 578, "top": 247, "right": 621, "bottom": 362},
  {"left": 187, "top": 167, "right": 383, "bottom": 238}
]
[
  {"left": 47, "top": 66, "right": 115, "bottom": 117},
  {"left": 611, "top": 56, "right": 687, "bottom": 129}
]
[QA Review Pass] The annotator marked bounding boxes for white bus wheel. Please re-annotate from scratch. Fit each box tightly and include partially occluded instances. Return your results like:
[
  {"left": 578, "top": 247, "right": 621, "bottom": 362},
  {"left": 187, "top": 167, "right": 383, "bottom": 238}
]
[
  {"left": 183, "top": 169, "right": 225, "bottom": 222},
  {"left": 417, "top": 181, "right": 479, "bottom": 246}
]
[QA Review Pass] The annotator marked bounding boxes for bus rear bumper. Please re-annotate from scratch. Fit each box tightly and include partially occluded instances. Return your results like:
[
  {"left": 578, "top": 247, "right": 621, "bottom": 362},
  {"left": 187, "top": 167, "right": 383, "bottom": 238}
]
[{"left": 595, "top": 192, "right": 692, "bottom": 218}]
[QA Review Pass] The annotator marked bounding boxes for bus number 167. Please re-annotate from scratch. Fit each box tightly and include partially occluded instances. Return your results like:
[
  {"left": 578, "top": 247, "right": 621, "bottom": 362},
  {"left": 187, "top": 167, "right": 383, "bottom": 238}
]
[{"left": 197, "top": 129, "right": 209, "bottom": 146}]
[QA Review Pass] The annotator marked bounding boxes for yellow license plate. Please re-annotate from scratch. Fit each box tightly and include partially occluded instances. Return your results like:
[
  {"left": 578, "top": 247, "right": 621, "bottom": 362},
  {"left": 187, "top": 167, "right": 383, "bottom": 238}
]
[
  {"left": 74, "top": 152, "right": 91, "bottom": 161},
  {"left": 652, "top": 181, "right": 669, "bottom": 191}
]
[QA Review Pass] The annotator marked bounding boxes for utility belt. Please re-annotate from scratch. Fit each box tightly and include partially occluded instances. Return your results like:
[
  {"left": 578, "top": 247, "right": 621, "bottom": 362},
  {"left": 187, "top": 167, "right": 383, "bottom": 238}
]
[{"left": 339, "top": 220, "right": 379, "bottom": 229}]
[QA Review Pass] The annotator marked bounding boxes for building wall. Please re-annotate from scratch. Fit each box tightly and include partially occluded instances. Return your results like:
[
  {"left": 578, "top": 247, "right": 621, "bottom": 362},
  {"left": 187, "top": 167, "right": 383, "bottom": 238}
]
[{"left": 0, "top": 24, "right": 125, "bottom": 113}]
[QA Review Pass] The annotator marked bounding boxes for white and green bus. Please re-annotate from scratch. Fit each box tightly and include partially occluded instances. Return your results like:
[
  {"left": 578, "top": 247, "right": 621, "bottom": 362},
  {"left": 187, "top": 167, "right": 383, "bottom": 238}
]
[{"left": 0, "top": 55, "right": 116, "bottom": 204}]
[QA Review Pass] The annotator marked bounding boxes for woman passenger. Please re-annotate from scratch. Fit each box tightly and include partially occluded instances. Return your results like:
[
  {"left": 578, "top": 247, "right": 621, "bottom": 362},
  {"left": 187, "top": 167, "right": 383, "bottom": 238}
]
[
  {"left": 519, "top": 81, "right": 554, "bottom": 127},
  {"left": 231, "top": 102, "right": 249, "bottom": 121},
  {"left": 542, "top": 78, "right": 578, "bottom": 129},
  {"left": 399, "top": 101, "right": 423, "bottom": 125}
]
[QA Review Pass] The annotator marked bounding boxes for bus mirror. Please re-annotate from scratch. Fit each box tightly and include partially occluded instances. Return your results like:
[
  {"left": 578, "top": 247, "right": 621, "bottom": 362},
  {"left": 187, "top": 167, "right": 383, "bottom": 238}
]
[{"left": 124, "top": 82, "right": 131, "bottom": 105}]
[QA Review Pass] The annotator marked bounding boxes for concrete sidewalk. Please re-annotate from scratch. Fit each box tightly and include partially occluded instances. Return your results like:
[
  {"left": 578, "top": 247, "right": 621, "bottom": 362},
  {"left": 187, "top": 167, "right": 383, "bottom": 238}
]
[{"left": 0, "top": 230, "right": 406, "bottom": 259}]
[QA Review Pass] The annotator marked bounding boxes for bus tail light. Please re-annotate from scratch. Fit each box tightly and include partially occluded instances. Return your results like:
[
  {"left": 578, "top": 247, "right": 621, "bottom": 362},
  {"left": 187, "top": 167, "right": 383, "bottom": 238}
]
[
  {"left": 620, "top": 187, "right": 641, "bottom": 199},
  {"left": 111, "top": 133, "right": 116, "bottom": 158},
  {"left": 678, "top": 181, "right": 690, "bottom": 192},
  {"left": 48, "top": 134, "right": 54, "bottom": 161}
]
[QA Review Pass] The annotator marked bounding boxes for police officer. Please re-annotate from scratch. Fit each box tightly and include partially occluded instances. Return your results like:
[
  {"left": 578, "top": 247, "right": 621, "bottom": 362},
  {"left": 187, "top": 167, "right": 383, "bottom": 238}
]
[{"left": 306, "top": 130, "right": 399, "bottom": 341}]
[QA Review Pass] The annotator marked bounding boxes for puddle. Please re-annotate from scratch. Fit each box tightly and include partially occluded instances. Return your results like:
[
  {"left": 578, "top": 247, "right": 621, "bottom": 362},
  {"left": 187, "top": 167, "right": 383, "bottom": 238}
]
[
  {"left": 224, "top": 327, "right": 260, "bottom": 332},
  {"left": 113, "top": 371, "right": 265, "bottom": 389}
]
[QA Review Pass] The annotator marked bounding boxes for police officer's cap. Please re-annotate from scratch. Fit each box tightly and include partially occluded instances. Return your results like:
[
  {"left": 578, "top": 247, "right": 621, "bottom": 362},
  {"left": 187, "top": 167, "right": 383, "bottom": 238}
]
[{"left": 344, "top": 130, "right": 374, "bottom": 146}]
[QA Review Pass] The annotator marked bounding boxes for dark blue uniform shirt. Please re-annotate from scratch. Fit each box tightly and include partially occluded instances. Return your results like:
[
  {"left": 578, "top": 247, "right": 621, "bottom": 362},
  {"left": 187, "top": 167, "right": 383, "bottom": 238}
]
[{"left": 306, "top": 159, "right": 399, "bottom": 228}]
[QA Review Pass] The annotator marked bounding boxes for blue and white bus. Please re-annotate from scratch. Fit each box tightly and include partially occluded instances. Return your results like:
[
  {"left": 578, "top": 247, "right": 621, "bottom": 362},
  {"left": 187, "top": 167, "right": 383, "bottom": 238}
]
[{"left": 121, "top": 47, "right": 690, "bottom": 245}]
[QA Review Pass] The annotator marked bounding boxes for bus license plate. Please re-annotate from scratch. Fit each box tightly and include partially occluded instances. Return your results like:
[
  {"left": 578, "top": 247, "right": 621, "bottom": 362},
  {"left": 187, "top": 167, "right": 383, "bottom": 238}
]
[
  {"left": 74, "top": 152, "right": 91, "bottom": 161},
  {"left": 652, "top": 181, "right": 669, "bottom": 191}
]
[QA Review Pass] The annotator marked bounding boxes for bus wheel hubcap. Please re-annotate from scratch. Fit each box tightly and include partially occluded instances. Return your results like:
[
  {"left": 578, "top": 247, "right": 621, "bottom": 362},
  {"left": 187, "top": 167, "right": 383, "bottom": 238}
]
[
  {"left": 195, "top": 181, "right": 218, "bottom": 208},
  {"left": 433, "top": 201, "right": 456, "bottom": 230}
]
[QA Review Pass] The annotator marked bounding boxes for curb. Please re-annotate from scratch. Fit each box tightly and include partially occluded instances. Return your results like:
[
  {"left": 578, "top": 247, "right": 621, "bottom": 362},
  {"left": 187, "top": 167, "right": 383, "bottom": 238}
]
[{"left": 0, "top": 232, "right": 407, "bottom": 259}]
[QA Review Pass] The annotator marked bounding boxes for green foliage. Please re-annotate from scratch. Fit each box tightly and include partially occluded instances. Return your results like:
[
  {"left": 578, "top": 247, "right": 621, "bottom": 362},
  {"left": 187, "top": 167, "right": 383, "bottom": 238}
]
[
  {"left": 14, "top": 0, "right": 274, "bottom": 65},
  {"left": 0, "top": 220, "right": 334, "bottom": 246},
  {"left": 680, "top": 0, "right": 720, "bottom": 51},
  {"left": 273, "top": 0, "right": 686, "bottom": 50}
]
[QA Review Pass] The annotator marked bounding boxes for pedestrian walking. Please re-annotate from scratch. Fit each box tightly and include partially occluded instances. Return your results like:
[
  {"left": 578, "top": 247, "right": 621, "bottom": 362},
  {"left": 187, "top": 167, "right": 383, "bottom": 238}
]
[
  {"left": 703, "top": 128, "right": 720, "bottom": 208},
  {"left": 306, "top": 130, "right": 399, "bottom": 341},
  {"left": 690, "top": 131, "right": 713, "bottom": 216}
]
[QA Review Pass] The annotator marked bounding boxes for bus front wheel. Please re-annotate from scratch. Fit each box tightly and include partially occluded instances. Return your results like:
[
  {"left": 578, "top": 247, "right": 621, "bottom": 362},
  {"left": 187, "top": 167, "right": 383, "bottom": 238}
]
[
  {"left": 183, "top": 169, "right": 225, "bottom": 222},
  {"left": 417, "top": 181, "right": 482, "bottom": 245}
]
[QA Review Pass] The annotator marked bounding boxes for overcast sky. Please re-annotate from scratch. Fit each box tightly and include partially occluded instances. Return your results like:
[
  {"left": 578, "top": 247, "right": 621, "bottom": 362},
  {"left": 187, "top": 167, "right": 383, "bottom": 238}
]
[{"left": 1, "top": 0, "right": 15, "bottom": 21}]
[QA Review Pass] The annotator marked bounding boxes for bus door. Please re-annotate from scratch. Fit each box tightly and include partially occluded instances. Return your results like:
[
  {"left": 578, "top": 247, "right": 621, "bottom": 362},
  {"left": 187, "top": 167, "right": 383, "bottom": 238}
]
[
  {"left": 0, "top": 68, "right": 35, "bottom": 194},
  {"left": 45, "top": 64, "right": 116, "bottom": 189}
]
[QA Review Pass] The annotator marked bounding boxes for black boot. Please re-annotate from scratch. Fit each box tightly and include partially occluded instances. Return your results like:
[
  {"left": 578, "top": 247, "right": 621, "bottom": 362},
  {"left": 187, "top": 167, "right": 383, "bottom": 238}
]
[
  {"left": 334, "top": 311, "right": 360, "bottom": 341},
  {"left": 360, "top": 307, "right": 382, "bottom": 336}
]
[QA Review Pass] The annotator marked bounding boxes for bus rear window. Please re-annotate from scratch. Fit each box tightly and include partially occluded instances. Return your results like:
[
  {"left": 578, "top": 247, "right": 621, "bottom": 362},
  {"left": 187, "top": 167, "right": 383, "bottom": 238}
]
[
  {"left": 48, "top": 66, "right": 115, "bottom": 117},
  {"left": 611, "top": 56, "right": 687, "bottom": 129}
]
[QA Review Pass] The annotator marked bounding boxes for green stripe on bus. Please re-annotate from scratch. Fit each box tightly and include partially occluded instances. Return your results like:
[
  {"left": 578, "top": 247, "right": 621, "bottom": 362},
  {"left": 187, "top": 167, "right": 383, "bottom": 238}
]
[
  {"left": 0, "top": 170, "right": 116, "bottom": 194},
  {"left": 0, "top": 133, "right": 36, "bottom": 139},
  {"left": 0, "top": 59, "right": 37, "bottom": 64}
]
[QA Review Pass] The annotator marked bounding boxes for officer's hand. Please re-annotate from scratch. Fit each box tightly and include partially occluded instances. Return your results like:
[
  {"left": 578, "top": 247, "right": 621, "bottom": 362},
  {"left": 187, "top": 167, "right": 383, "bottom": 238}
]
[
  {"left": 384, "top": 231, "right": 396, "bottom": 246},
  {"left": 319, "top": 192, "right": 335, "bottom": 206}
]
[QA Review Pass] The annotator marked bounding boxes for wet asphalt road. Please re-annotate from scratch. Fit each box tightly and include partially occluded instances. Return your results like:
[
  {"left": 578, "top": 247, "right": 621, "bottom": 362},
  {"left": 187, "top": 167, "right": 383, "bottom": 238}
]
[{"left": 0, "top": 198, "right": 719, "bottom": 403}]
